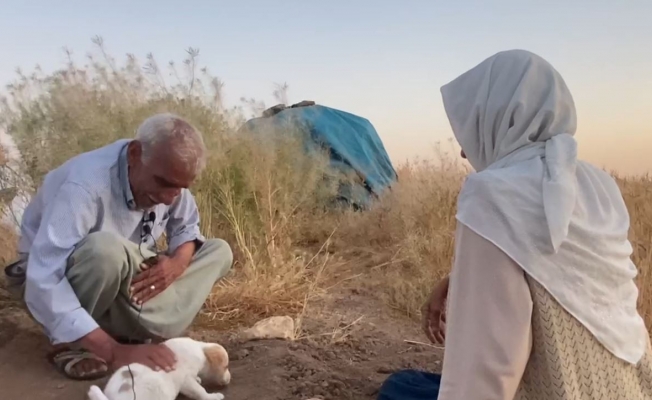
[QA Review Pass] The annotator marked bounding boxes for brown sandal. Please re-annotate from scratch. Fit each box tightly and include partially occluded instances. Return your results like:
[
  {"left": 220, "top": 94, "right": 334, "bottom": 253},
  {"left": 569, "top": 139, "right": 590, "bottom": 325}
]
[{"left": 47, "top": 348, "right": 109, "bottom": 381}]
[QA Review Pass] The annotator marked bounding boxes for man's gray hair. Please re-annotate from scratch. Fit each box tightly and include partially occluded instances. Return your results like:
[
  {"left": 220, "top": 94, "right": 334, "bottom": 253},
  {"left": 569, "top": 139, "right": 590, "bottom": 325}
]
[{"left": 135, "top": 113, "right": 207, "bottom": 172}]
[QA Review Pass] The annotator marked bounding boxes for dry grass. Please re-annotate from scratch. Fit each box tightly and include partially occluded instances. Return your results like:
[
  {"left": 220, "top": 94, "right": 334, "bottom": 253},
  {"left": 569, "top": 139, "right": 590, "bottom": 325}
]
[
  {"left": 1, "top": 39, "right": 652, "bottom": 335},
  {"left": 0, "top": 223, "right": 17, "bottom": 268},
  {"left": 617, "top": 176, "right": 652, "bottom": 327}
]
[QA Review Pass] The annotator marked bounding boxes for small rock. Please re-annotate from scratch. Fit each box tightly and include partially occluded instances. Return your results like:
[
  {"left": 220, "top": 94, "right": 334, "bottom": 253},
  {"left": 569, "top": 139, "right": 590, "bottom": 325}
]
[
  {"left": 376, "top": 366, "right": 394, "bottom": 374},
  {"left": 231, "top": 349, "right": 250, "bottom": 360},
  {"left": 240, "top": 316, "right": 295, "bottom": 341}
]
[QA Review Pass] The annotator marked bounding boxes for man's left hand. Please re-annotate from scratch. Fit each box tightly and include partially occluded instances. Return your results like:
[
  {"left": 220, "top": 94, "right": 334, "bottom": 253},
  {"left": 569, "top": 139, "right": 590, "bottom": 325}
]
[{"left": 130, "top": 256, "right": 186, "bottom": 305}]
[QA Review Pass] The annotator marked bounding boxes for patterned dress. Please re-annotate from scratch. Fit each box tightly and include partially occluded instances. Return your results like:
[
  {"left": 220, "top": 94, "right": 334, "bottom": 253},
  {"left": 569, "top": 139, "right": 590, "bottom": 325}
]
[{"left": 515, "top": 277, "right": 652, "bottom": 399}]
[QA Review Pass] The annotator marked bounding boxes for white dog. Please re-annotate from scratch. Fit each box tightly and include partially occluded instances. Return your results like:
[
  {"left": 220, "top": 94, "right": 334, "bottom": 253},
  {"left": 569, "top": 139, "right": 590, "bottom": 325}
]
[{"left": 87, "top": 337, "right": 231, "bottom": 400}]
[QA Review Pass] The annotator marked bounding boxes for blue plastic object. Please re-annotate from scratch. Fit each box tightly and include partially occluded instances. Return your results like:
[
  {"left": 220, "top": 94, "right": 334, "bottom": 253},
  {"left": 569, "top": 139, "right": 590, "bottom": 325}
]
[
  {"left": 238, "top": 104, "right": 398, "bottom": 209},
  {"left": 377, "top": 370, "right": 441, "bottom": 400}
]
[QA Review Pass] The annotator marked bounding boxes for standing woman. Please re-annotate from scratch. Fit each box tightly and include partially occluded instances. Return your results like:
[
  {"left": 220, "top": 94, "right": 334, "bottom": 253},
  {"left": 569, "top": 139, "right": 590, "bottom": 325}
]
[{"left": 422, "top": 50, "right": 652, "bottom": 399}]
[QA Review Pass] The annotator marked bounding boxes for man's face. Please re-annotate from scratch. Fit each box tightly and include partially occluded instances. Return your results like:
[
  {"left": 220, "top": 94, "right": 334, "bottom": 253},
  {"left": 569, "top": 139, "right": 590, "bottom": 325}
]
[{"left": 126, "top": 140, "right": 197, "bottom": 209}]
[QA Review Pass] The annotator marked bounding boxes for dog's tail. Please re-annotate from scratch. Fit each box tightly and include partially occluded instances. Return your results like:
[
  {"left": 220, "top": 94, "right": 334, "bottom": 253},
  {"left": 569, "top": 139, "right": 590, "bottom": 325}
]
[{"left": 87, "top": 385, "right": 110, "bottom": 400}]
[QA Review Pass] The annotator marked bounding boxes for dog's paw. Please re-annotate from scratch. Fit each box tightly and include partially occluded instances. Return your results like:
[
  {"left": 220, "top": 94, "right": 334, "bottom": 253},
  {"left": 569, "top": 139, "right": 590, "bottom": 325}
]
[{"left": 202, "top": 393, "right": 224, "bottom": 400}]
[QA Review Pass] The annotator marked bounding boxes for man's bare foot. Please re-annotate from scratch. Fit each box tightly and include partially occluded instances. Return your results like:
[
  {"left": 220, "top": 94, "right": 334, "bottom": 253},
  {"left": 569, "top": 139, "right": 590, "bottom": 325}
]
[{"left": 47, "top": 346, "right": 109, "bottom": 381}]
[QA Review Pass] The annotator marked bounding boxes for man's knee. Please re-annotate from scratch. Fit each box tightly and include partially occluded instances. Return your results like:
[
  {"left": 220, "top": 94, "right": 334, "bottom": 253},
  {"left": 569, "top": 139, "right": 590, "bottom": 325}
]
[
  {"left": 198, "top": 238, "right": 233, "bottom": 280},
  {"left": 67, "top": 232, "right": 128, "bottom": 284}
]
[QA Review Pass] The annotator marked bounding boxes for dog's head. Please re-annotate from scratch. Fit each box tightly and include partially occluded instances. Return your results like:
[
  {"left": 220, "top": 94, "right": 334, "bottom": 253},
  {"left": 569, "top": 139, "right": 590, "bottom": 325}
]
[{"left": 199, "top": 343, "right": 231, "bottom": 387}]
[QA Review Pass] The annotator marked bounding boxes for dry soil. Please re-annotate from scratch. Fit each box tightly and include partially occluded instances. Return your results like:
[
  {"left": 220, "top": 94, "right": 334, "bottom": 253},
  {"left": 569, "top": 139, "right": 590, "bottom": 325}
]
[{"left": 0, "top": 284, "right": 442, "bottom": 400}]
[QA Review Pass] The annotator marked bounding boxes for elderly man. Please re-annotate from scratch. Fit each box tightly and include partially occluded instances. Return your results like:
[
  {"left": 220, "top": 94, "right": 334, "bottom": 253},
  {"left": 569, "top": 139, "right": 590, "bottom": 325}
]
[{"left": 4, "top": 113, "right": 233, "bottom": 380}]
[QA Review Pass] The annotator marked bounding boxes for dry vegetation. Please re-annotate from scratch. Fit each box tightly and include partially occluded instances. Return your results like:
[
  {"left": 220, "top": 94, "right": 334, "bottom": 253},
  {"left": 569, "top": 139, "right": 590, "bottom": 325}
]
[{"left": 1, "top": 39, "right": 651, "bottom": 337}]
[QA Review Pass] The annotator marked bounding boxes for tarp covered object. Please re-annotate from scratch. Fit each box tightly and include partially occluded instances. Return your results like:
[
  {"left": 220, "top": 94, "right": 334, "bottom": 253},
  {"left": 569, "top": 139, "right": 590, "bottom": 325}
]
[
  {"left": 377, "top": 370, "right": 440, "bottom": 400},
  {"left": 239, "top": 103, "right": 398, "bottom": 209}
]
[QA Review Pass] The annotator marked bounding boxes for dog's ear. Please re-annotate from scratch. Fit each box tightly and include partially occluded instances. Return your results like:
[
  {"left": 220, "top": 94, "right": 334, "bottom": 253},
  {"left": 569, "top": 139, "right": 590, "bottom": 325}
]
[
  {"left": 203, "top": 345, "right": 229, "bottom": 373},
  {"left": 118, "top": 371, "right": 134, "bottom": 394}
]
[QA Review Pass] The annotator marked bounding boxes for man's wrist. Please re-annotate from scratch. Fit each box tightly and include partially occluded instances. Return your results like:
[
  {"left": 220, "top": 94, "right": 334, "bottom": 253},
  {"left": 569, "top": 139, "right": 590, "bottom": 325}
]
[
  {"left": 169, "top": 256, "right": 190, "bottom": 275},
  {"left": 77, "top": 328, "right": 119, "bottom": 363},
  {"left": 170, "top": 240, "right": 197, "bottom": 270}
]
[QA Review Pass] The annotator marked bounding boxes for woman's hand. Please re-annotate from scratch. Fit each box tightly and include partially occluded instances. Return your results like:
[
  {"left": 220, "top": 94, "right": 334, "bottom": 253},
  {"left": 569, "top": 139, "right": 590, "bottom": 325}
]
[{"left": 421, "top": 275, "right": 450, "bottom": 344}]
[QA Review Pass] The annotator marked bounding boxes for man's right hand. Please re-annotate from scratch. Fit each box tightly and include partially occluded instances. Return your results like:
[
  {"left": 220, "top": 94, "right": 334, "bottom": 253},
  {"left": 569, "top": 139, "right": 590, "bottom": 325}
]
[
  {"left": 79, "top": 328, "right": 177, "bottom": 372},
  {"left": 109, "top": 343, "right": 177, "bottom": 372}
]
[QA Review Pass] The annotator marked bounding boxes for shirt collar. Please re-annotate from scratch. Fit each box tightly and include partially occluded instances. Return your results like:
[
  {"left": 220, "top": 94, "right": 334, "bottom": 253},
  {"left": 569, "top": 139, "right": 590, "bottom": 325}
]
[{"left": 118, "top": 142, "right": 137, "bottom": 210}]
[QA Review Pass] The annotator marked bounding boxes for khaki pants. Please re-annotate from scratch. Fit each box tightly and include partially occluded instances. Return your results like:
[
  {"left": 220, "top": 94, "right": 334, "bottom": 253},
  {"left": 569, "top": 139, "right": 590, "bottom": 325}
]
[{"left": 7, "top": 232, "right": 232, "bottom": 342}]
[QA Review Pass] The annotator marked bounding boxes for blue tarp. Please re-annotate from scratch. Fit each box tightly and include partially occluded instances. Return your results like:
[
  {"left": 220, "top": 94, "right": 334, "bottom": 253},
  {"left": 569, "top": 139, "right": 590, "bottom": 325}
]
[
  {"left": 239, "top": 104, "right": 398, "bottom": 209},
  {"left": 377, "top": 370, "right": 441, "bottom": 400}
]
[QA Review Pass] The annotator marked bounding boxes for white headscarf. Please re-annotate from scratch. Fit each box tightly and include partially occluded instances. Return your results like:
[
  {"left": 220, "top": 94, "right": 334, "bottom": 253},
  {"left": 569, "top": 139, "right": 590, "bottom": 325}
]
[{"left": 441, "top": 49, "right": 647, "bottom": 365}]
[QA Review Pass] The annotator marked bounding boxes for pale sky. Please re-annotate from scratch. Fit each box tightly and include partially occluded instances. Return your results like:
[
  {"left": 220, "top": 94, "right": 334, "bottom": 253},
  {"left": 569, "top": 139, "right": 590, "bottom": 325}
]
[{"left": 1, "top": 0, "right": 651, "bottom": 174}]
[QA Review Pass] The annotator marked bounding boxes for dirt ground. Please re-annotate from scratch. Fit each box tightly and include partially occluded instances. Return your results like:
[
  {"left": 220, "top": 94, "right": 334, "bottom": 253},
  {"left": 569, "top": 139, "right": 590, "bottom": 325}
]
[{"left": 0, "top": 283, "right": 442, "bottom": 400}]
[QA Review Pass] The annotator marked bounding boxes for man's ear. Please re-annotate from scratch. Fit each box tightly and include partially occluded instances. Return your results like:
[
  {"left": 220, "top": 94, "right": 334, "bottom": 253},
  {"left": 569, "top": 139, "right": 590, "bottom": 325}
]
[
  {"left": 127, "top": 140, "right": 142, "bottom": 166},
  {"left": 203, "top": 345, "right": 229, "bottom": 373}
]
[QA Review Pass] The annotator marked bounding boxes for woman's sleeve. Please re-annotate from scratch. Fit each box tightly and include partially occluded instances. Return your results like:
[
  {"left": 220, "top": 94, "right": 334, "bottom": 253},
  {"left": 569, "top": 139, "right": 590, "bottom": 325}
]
[{"left": 437, "top": 223, "right": 533, "bottom": 400}]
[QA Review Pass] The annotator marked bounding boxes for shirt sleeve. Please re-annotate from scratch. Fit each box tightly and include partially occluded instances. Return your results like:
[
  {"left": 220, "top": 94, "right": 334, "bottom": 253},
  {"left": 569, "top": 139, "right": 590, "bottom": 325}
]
[
  {"left": 165, "top": 189, "right": 206, "bottom": 254},
  {"left": 437, "top": 223, "right": 533, "bottom": 400},
  {"left": 24, "top": 182, "right": 100, "bottom": 345}
]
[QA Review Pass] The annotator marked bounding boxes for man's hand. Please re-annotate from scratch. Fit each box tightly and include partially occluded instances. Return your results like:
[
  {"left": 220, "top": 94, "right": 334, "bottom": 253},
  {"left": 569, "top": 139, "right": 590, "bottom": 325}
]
[
  {"left": 110, "top": 343, "right": 177, "bottom": 372},
  {"left": 421, "top": 275, "right": 450, "bottom": 345},
  {"left": 79, "top": 328, "right": 176, "bottom": 373},
  {"left": 130, "top": 255, "right": 185, "bottom": 305}
]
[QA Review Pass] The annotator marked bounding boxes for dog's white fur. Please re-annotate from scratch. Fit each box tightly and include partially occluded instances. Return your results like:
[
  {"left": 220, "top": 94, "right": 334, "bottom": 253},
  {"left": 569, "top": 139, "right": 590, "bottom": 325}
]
[{"left": 87, "top": 337, "right": 231, "bottom": 400}]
